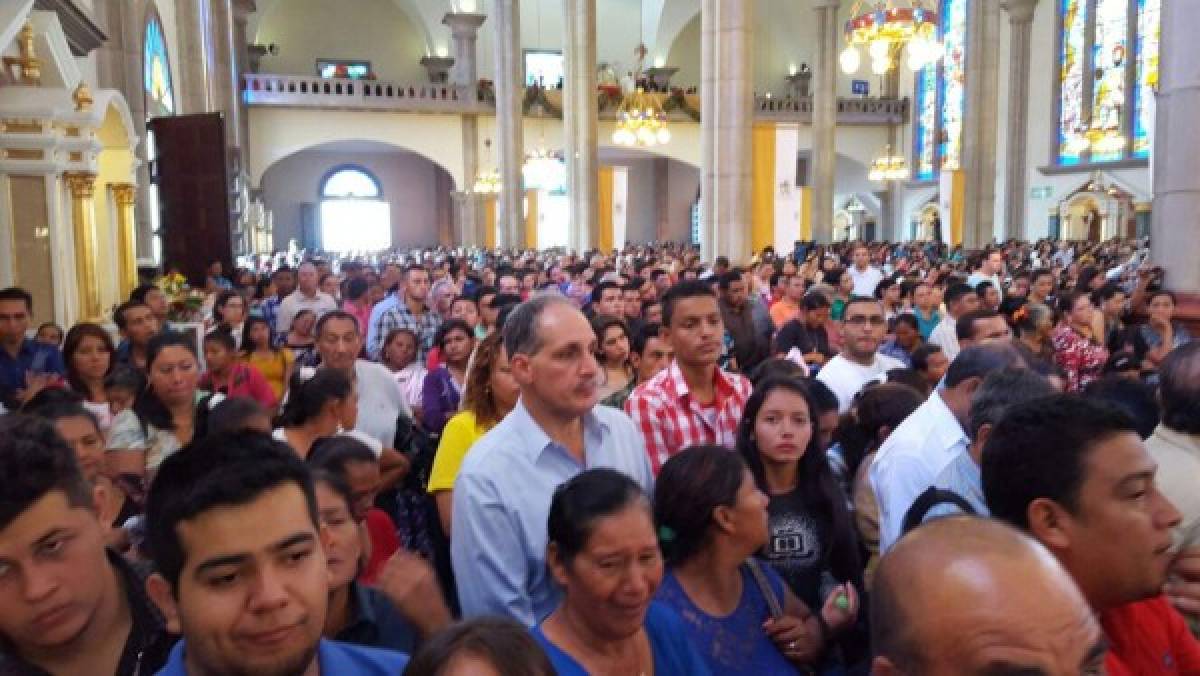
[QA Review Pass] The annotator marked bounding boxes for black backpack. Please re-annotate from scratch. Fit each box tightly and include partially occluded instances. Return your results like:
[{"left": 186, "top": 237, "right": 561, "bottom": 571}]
[{"left": 901, "top": 486, "right": 979, "bottom": 535}]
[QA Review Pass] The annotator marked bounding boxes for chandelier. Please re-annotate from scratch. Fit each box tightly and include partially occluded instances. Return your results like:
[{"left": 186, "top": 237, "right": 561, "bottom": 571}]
[
  {"left": 523, "top": 145, "right": 565, "bottom": 192},
  {"left": 840, "top": 1, "right": 943, "bottom": 75},
  {"left": 1067, "top": 118, "right": 1126, "bottom": 157},
  {"left": 868, "top": 145, "right": 910, "bottom": 182},
  {"left": 611, "top": 87, "right": 671, "bottom": 147},
  {"left": 472, "top": 138, "right": 502, "bottom": 195}
]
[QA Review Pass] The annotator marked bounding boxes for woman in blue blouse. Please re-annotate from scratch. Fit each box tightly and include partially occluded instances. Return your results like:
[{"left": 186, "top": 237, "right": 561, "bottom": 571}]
[
  {"left": 654, "top": 445, "right": 859, "bottom": 676},
  {"left": 532, "top": 469, "right": 711, "bottom": 676},
  {"left": 421, "top": 319, "right": 475, "bottom": 436}
]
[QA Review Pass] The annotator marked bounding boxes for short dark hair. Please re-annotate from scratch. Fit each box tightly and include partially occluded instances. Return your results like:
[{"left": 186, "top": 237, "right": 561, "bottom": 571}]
[
  {"left": 630, "top": 322, "right": 662, "bottom": 356},
  {"left": 113, "top": 300, "right": 150, "bottom": 330},
  {"left": 0, "top": 415, "right": 93, "bottom": 531},
  {"left": 716, "top": 271, "right": 743, "bottom": 291},
  {"left": 943, "top": 283, "right": 976, "bottom": 308},
  {"left": 203, "top": 327, "right": 237, "bottom": 352},
  {"left": 807, "top": 378, "right": 840, "bottom": 415},
  {"left": 910, "top": 343, "right": 944, "bottom": 373},
  {"left": 654, "top": 445, "right": 747, "bottom": 565},
  {"left": 146, "top": 431, "right": 318, "bottom": 589},
  {"left": 548, "top": 468, "right": 648, "bottom": 565},
  {"left": 893, "top": 314, "right": 919, "bottom": 332},
  {"left": 968, "top": 369, "right": 1055, "bottom": 439},
  {"left": 435, "top": 319, "right": 474, "bottom": 351},
  {"left": 944, "top": 343, "right": 1023, "bottom": 388},
  {"left": 660, "top": 280, "right": 717, "bottom": 328},
  {"left": 0, "top": 287, "right": 33, "bottom": 311},
  {"left": 1159, "top": 343, "right": 1200, "bottom": 434},
  {"left": 983, "top": 395, "right": 1136, "bottom": 531},
  {"left": 403, "top": 617, "right": 555, "bottom": 676},
  {"left": 130, "top": 283, "right": 161, "bottom": 304},
  {"left": 591, "top": 281, "right": 621, "bottom": 305},
  {"left": 842, "top": 295, "right": 882, "bottom": 317},
  {"left": 955, "top": 309, "right": 1002, "bottom": 342},
  {"left": 1085, "top": 376, "right": 1161, "bottom": 440},
  {"left": 802, "top": 293, "right": 831, "bottom": 311},
  {"left": 314, "top": 309, "right": 360, "bottom": 337}
]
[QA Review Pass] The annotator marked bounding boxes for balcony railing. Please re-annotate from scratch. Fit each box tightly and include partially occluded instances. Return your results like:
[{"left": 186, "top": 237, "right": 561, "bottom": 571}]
[
  {"left": 243, "top": 74, "right": 910, "bottom": 125},
  {"left": 242, "top": 74, "right": 491, "bottom": 114}
]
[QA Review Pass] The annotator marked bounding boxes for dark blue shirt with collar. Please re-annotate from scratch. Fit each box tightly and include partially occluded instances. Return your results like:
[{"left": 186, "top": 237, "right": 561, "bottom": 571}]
[
  {"left": 0, "top": 338, "right": 64, "bottom": 405},
  {"left": 155, "top": 638, "right": 408, "bottom": 675},
  {"left": 333, "top": 582, "right": 420, "bottom": 654}
]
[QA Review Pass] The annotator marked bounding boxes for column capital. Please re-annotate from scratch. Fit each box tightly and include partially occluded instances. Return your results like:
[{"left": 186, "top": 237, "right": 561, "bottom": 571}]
[
  {"left": 1001, "top": 0, "right": 1039, "bottom": 24},
  {"left": 232, "top": 0, "right": 257, "bottom": 19},
  {"left": 812, "top": 0, "right": 841, "bottom": 9},
  {"left": 112, "top": 182, "right": 137, "bottom": 206},
  {"left": 442, "top": 12, "right": 487, "bottom": 37},
  {"left": 64, "top": 172, "right": 97, "bottom": 199}
]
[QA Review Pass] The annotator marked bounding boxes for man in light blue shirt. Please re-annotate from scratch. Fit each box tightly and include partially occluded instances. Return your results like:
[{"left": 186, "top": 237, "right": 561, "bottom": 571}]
[
  {"left": 452, "top": 295, "right": 654, "bottom": 626},
  {"left": 919, "top": 368, "right": 1057, "bottom": 526}
]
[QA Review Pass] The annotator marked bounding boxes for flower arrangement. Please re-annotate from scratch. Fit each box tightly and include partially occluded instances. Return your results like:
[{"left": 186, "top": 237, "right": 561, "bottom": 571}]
[{"left": 156, "top": 273, "right": 206, "bottom": 323}]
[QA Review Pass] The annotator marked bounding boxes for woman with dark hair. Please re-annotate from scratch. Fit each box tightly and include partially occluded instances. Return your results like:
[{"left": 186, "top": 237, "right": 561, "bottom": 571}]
[
  {"left": 592, "top": 316, "right": 633, "bottom": 401},
  {"left": 1140, "top": 290, "right": 1194, "bottom": 368},
  {"left": 735, "top": 378, "right": 863, "bottom": 613},
  {"left": 274, "top": 367, "right": 357, "bottom": 458},
  {"left": 240, "top": 315, "right": 294, "bottom": 401},
  {"left": 382, "top": 328, "right": 427, "bottom": 414},
  {"left": 1052, "top": 290, "right": 1109, "bottom": 392},
  {"left": 403, "top": 617, "right": 555, "bottom": 676},
  {"left": 211, "top": 289, "right": 247, "bottom": 348},
  {"left": 823, "top": 268, "right": 854, "bottom": 321},
  {"left": 63, "top": 322, "right": 116, "bottom": 431},
  {"left": 285, "top": 308, "right": 319, "bottom": 366},
  {"left": 421, "top": 319, "right": 475, "bottom": 436},
  {"left": 106, "top": 332, "right": 205, "bottom": 476},
  {"left": 533, "top": 468, "right": 711, "bottom": 675},
  {"left": 835, "top": 383, "right": 925, "bottom": 586},
  {"left": 427, "top": 331, "right": 520, "bottom": 534},
  {"left": 654, "top": 446, "right": 858, "bottom": 675}
]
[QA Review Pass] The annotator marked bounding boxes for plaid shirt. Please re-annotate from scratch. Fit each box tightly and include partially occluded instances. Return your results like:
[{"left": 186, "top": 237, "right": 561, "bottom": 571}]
[
  {"left": 371, "top": 301, "right": 442, "bottom": 362},
  {"left": 625, "top": 360, "right": 753, "bottom": 474},
  {"left": 261, "top": 295, "right": 284, "bottom": 345}
]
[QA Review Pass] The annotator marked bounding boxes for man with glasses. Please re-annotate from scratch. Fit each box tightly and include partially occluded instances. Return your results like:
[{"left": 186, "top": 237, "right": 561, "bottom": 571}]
[{"left": 816, "top": 296, "right": 904, "bottom": 414}]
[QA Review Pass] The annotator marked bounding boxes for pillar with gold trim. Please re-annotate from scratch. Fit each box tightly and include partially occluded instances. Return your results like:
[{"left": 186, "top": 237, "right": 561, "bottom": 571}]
[
  {"left": 111, "top": 183, "right": 138, "bottom": 299},
  {"left": 65, "top": 172, "right": 101, "bottom": 321}
]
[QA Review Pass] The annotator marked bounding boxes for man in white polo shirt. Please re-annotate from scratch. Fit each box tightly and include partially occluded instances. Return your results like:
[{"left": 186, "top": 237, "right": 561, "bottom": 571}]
[
  {"left": 276, "top": 261, "right": 339, "bottom": 335},
  {"left": 848, "top": 244, "right": 884, "bottom": 297},
  {"left": 816, "top": 296, "right": 904, "bottom": 414}
]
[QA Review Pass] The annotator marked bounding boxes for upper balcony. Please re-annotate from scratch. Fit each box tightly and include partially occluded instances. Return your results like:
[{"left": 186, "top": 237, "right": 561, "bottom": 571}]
[{"left": 242, "top": 74, "right": 910, "bottom": 126}]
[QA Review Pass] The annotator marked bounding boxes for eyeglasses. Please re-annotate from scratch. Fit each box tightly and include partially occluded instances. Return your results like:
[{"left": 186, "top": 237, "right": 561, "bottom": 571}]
[{"left": 844, "top": 316, "right": 887, "bottom": 327}]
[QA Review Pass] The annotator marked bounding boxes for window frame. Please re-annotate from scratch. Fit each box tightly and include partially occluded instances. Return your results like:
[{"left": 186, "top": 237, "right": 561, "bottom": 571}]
[
  {"left": 142, "top": 7, "right": 175, "bottom": 119},
  {"left": 319, "top": 165, "right": 383, "bottom": 200}
]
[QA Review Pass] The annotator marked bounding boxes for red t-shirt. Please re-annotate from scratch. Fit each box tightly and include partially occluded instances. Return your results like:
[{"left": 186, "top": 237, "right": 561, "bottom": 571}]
[
  {"left": 1102, "top": 596, "right": 1200, "bottom": 675},
  {"left": 359, "top": 507, "right": 400, "bottom": 585}
]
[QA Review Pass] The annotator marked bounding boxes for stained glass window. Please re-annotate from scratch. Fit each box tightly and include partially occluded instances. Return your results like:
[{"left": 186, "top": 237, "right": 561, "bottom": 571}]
[
  {"left": 143, "top": 15, "right": 174, "bottom": 117},
  {"left": 1056, "top": 0, "right": 1160, "bottom": 165},
  {"left": 914, "top": 66, "right": 938, "bottom": 181},
  {"left": 938, "top": 0, "right": 968, "bottom": 171}
]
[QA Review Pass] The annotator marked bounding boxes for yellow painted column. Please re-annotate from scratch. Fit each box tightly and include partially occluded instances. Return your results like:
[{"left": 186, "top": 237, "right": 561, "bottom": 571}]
[
  {"left": 524, "top": 190, "right": 538, "bottom": 250},
  {"left": 751, "top": 124, "right": 776, "bottom": 253},
  {"left": 483, "top": 198, "right": 497, "bottom": 249},
  {"left": 944, "top": 169, "right": 966, "bottom": 246},
  {"left": 799, "top": 187, "right": 813, "bottom": 240},
  {"left": 111, "top": 183, "right": 138, "bottom": 299},
  {"left": 65, "top": 172, "right": 101, "bottom": 320},
  {"left": 597, "top": 167, "right": 614, "bottom": 253}
]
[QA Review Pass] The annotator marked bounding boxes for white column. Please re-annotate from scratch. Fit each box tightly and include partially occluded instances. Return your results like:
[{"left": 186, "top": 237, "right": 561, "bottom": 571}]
[
  {"left": 700, "top": 0, "right": 754, "bottom": 261},
  {"left": 445, "top": 12, "right": 487, "bottom": 246},
  {"left": 175, "top": 0, "right": 213, "bottom": 114},
  {"left": 809, "top": 0, "right": 839, "bottom": 244},
  {"left": 1001, "top": 0, "right": 1038, "bottom": 241},
  {"left": 564, "top": 0, "right": 598, "bottom": 252},
  {"left": 960, "top": 0, "right": 1001, "bottom": 248},
  {"left": 1151, "top": 0, "right": 1200, "bottom": 292},
  {"left": 492, "top": 0, "right": 524, "bottom": 249}
]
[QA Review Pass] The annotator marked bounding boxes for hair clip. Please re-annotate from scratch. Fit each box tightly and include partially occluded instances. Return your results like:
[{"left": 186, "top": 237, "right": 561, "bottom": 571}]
[{"left": 657, "top": 525, "right": 676, "bottom": 543}]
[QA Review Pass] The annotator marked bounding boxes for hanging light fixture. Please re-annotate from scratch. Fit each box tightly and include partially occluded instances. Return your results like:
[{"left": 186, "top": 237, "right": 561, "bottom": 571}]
[
  {"left": 868, "top": 144, "right": 910, "bottom": 182},
  {"left": 612, "top": 87, "right": 671, "bottom": 147},
  {"left": 523, "top": 144, "right": 565, "bottom": 192},
  {"left": 472, "top": 139, "right": 502, "bottom": 195},
  {"left": 840, "top": 1, "right": 943, "bottom": 75}
]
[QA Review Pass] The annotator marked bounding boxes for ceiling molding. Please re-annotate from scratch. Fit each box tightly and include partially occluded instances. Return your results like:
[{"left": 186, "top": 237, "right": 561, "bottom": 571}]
[{"left": 32, "top": 0, "right": 105, "bottom": 56}]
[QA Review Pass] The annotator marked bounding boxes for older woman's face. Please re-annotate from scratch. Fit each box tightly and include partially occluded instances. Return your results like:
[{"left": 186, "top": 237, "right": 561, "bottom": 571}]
[{"left": 315, "top": 481, "right": 361, "bottom": 591}]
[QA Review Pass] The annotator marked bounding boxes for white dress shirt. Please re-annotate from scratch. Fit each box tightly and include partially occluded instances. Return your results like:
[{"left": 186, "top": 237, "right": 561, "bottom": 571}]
[
  {"left": 927, "top": 315, "right": 961, "bottom": 361},
  {"left": 870, "top": 391, "right": 969, "bottom": 553}
]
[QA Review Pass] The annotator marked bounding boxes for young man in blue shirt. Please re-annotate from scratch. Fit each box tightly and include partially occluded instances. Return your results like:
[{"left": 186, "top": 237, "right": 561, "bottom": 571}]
[
  {"left": 145, "top": 432, "right": 408, "bottom": 675},
  {"left": 0, "top": 287, "right": 64, "bottom": 410}
]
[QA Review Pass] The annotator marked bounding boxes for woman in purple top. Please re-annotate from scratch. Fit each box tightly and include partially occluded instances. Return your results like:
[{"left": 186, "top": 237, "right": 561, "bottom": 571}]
[
  {"left": 653, "top": 445, "right": 860, "bottom": 676},
  {"left": 420, "top": 319, "right": 475, "bottom": 436}
]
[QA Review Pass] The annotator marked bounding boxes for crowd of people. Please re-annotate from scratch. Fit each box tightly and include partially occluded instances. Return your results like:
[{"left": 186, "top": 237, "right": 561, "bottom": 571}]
[{"left": 1, "top": 235, "right": 1198, "bottom": 675}]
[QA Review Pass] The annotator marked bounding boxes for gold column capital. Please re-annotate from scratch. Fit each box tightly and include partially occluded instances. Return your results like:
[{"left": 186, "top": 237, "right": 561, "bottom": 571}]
[
  {"left": 64, "top": 172, "right": 97, "bottom": 199},
  {"left": 111, "top": 182, "right": 137, "bottom": 206}
]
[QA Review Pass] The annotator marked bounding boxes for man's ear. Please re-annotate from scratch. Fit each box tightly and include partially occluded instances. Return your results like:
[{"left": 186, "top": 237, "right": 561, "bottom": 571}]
[
  {"left": 146, "top": 573, "right": 182, "bottom": 634},
  {"left": 1027, "top": 498, "right": 1072, "bottom": 553}
]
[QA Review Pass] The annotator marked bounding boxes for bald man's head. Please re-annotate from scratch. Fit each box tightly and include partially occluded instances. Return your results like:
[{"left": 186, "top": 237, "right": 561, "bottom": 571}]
[{"left": 871, "top": 517, "right": 1106, "bottom": 676}]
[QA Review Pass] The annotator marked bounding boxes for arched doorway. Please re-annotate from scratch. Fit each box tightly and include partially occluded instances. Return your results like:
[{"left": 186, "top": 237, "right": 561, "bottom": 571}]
[{"left": 319, "top": 166, "right": 390, "bottom": 251}]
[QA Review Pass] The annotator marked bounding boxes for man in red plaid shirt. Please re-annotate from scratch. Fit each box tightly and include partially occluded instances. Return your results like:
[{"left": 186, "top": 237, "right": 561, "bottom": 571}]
[{"left": 626, "top": 280, "right": 753, "bottom": 474}]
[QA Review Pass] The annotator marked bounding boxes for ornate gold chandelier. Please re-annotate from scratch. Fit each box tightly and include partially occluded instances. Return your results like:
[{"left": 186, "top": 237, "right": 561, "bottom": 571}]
[
  {"left": 868, "top": 145, "right": 910, "bottom": 182},
  {"left": 611, "top": 87, "right": 671, "bottom": 147},
  {"left": 472, "top": 139, "right": 502, "bottom": 195},
  {"left": 839, "top": 1, "right": 943, "bottom": 75}
]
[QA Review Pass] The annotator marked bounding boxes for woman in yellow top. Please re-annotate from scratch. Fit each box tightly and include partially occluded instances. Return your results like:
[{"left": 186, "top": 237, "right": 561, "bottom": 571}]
[
  {"left": 427, "top": 331, "right": 520, "bottom": 534},
  {"left": 241, "top": 316, "right": 295, "bottom": 407}
]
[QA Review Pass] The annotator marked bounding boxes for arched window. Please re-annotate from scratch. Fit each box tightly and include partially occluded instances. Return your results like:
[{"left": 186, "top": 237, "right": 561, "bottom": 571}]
[
  {"left": 912, "top": 0, "right": 969, "bottom": 181},
  {"left": 1055, "top": 0, "right": 1160, "bottom": 166},
  {"left": 143, "top": 12, "right": 175, "bottom": 117},
  {"left": 319, "top": 166, "right": 391, "bottom": 252}
]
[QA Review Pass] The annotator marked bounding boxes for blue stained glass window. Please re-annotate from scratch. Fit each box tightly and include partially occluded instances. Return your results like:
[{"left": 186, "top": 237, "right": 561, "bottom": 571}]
[
  {"left": 144, "top": 16, "right": 175, "bottom": 116},
  {"left": 910, "top": 0, "right": 968, "bottom": 181},
  {"left": 1133, "top": 0, "right": 1160, "bottom": 159}
]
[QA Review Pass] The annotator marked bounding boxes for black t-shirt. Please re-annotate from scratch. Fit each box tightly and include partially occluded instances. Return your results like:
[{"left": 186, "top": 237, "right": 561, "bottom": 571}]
[
  {"left": 762, "top": 489, "right": 832, "bottom": 610},
  {"left": 773, "top": 319, "right": 834, "bottom": 359}
]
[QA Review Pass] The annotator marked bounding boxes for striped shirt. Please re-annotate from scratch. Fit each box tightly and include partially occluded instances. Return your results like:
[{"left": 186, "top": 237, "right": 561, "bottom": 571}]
[{"left": 625, "top": 360, "right": 752, "bottom": 474}]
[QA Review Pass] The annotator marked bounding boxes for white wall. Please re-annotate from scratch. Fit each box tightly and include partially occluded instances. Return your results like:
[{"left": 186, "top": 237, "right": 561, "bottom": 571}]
[
  {"left": 260, "top": 148, "right": 445, "bottom": 249},
  {"left": 253, "top": 0, "right": 428, "bottom": 82}
]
